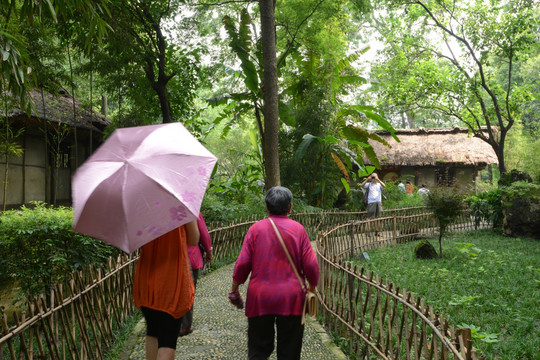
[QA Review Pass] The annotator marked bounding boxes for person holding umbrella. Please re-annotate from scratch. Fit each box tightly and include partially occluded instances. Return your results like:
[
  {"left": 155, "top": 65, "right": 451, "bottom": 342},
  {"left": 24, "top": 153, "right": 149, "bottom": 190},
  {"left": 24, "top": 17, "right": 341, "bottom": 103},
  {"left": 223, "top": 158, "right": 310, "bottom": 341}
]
[
  {"left": 133, "top": 221, "right": 200, "bottom": 360},
  {"left": 72, "top": 123, "right": 218, "bottom": 360}
]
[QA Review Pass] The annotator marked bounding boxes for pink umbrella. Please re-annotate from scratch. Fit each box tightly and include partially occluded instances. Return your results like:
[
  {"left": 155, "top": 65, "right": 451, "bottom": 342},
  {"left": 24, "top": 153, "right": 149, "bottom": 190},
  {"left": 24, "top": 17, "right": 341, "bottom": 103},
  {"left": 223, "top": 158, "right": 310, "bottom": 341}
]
[{"left": 72, "top": 123, "right": 217, "bottom": 254}]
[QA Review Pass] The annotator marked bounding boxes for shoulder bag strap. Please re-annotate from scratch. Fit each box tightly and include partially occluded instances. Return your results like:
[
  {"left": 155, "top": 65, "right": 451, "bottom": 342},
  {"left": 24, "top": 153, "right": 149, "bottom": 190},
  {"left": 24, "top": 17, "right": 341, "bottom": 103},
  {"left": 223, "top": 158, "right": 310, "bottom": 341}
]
[{"left": 268, "top": 217, "right": 307, "bottom": 293}]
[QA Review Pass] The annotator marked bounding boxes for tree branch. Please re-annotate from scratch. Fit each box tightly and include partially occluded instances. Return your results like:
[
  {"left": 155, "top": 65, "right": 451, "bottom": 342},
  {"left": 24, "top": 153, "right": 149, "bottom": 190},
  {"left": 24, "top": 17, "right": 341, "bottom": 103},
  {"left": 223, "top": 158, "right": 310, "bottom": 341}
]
[
  {"left": 277, "top": 0, "right": 327, "bottom": 69},
  {"left": 413, "top": 0, "right": 506, "bottom": 132}
]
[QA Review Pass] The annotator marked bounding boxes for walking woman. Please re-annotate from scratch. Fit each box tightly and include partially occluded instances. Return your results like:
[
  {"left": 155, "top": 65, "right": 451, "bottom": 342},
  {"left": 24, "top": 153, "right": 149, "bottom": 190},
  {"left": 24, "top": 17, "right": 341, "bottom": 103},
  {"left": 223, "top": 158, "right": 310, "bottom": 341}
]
[
  {"left": 133, "top": 221, "right": 199, "bottom": 360},
  {"left": 229, "top": 186, "right": 319, "bottom": 360}
]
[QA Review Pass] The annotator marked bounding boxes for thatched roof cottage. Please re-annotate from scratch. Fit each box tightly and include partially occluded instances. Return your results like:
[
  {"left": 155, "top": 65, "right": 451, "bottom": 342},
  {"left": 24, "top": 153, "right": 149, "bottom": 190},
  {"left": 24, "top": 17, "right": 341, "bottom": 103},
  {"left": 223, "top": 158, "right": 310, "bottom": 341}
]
[
  {"left": 2, "top": 88, "right": 111, "bottom": 208},
  {"left": 365, "top": 126, "right": 498, "bottom": 189}
]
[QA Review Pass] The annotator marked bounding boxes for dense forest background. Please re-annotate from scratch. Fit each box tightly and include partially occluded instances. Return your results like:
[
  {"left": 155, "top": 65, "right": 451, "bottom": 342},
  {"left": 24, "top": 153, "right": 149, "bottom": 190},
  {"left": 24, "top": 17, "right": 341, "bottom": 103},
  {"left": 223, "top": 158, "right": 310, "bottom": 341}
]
[{"left": 1, "top": 0, "right": 538, "bottom": 217}]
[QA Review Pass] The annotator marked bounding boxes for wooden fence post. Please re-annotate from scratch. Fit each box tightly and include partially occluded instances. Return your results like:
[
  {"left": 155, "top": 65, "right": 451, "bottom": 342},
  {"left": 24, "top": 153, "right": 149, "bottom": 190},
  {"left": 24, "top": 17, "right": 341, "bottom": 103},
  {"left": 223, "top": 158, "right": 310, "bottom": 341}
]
[
  {"left": 392, "top": 215, "right": 397, "bottom": 245},
  {"left": 349, "top": 223, "right": 355, "bottom": 259},
  {"left": 457, "top": 328, "right": 474, "bottom": 360}
]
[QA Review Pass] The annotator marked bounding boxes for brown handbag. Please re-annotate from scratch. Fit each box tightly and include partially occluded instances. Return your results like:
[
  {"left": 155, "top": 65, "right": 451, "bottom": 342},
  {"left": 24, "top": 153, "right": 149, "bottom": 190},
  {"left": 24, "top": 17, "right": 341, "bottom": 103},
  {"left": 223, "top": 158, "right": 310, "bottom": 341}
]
[{"left": 268, "top": 218, "right": 318, "bottom": 325}]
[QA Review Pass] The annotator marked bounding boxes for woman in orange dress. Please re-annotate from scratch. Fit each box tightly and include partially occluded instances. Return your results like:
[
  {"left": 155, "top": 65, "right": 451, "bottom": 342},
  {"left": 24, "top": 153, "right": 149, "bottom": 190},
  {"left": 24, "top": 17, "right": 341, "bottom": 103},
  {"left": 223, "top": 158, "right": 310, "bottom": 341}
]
[{"left": 133, "top": 220, "right": 199, "bottom": 360}]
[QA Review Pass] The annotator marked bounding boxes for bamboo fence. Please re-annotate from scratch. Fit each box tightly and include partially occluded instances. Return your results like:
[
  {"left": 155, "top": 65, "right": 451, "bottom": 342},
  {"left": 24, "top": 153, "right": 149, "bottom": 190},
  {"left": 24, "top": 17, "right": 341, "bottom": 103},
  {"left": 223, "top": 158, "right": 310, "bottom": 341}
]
[
  {"left": 0, "top": 254, "right": 137, "bottom": 360},
  {"left": 315, "top": 208, "right": 487, "bottom": 359},
  {"left": 0, "top": 206, "right": 489, "bottom": 359}
]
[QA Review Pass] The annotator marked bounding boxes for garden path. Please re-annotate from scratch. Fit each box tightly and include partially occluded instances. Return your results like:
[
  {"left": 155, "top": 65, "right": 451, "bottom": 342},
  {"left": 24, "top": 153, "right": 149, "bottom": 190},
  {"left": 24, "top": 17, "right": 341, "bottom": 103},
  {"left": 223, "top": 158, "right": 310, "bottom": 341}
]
[{"left": 120, "top": 263, "right": 346, "bottom": 360}]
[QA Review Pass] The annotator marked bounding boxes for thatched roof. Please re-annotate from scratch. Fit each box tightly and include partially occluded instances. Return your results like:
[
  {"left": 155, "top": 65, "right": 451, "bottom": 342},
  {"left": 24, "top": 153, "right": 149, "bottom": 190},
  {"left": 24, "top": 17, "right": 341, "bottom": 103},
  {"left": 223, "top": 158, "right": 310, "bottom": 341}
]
[
  {"left": 7, "top": 89, "right": 111, "bottom": 133},
  {"left": 366, "top": 126, "right": 498, "bottom": 167}
]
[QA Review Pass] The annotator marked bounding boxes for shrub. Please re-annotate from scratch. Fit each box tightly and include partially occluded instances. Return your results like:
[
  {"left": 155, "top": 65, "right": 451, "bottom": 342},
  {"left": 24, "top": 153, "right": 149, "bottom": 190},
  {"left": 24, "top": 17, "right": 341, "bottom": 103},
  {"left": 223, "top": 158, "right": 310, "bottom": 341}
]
[
  {"left": 201, "top": 193, "right": 266, "bottom": 223},
  {"left": 465, "top": 188, "right": 503, "bottom": 230},
  {"left": 0, "top": 202, "right": 119, "bottom": 297},
  {"left": 383, "top": 182, "right": 425, "bottom": 209},
  {"left": 425, "top": 187, "right": 465, "bottom": 256},
  {"left": 201, "top": 192, "right": 321, "bottom": 224}
]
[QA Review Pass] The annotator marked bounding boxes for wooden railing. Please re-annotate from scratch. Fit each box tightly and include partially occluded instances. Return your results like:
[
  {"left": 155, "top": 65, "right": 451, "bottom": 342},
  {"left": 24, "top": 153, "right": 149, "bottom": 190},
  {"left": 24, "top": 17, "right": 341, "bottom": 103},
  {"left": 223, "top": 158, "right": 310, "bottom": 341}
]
[
  {"left": 0, "top": 254, "right": 137, "bottom": 360},
  {"left": 316, "top": 208, "right": 487, "bottom": 359},
  {"left": 209, "top": 207, "right": 434, "bottom": 265},
  {"left": 0, "top": 206, "right": 488, "bottom": 359}
]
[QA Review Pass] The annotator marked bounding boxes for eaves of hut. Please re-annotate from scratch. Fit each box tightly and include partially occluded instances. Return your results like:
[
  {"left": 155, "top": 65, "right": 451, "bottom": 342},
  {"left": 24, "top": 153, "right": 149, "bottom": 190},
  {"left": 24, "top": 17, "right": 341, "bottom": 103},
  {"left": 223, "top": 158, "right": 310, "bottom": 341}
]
[
  {"left": 1, "top": 88, "right": 112, "bottom": 209},
  {"left": 364, "top": 126, "right": 498, "bottom": 188}
]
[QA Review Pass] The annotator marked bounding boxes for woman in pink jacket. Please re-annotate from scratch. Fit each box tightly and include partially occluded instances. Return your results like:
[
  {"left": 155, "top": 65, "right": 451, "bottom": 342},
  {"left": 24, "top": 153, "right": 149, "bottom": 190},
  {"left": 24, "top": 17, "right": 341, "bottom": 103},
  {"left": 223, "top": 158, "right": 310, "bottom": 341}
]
[
  {"left": 179, "top": 213, "right": 212, "bottom": 337},
  {"left": 229, "top": 186, "right": 319, "bottom": 360}
]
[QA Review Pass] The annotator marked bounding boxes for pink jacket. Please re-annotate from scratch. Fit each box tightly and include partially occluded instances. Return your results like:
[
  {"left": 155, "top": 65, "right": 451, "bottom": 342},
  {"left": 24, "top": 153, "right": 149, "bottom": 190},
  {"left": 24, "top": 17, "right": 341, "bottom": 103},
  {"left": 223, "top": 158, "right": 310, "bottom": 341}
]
[
  {"left": 233, "top": 215, "right": 319, "bottom": 318},
  {"left": 187, "top": 213, "right": 212, "bottom": 270}
]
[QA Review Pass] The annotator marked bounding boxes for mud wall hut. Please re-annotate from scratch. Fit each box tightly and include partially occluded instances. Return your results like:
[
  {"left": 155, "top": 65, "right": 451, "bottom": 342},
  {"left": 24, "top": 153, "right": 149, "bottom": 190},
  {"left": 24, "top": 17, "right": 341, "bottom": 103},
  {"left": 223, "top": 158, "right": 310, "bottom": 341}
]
[
  {"left": 365, "top": 126, "right": 498, "bottom": 189},
  {"left": 1, "top": 89, "right": 111, "bottom": 208}
]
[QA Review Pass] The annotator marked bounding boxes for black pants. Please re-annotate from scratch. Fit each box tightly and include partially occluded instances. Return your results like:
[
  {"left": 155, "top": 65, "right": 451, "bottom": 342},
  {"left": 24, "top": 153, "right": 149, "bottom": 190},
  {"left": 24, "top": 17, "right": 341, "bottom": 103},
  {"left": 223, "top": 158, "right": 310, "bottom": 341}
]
[
  {"left": 247, "top": 315, "right": 304, "bottom": 360},
  {"left": 141, "top": 307, "right": 181, "bottom": 349}
]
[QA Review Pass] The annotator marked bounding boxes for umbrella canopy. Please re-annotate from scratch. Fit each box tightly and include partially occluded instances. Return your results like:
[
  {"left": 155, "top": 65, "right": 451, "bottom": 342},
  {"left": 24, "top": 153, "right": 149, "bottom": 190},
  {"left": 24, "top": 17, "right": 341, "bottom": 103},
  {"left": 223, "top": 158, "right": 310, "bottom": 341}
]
[{"left": 72, "top": 123, "right": 217, "bottom": 253}]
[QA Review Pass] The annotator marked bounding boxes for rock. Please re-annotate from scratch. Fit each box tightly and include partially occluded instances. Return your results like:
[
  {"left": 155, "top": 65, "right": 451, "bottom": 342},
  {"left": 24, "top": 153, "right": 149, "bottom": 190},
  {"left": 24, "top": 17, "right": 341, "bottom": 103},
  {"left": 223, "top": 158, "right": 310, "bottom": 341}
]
[
  {"left": 502, "top": 182, "right": 540, "bottom": 239},
  {"left": 415, "top": 240, "right": 438, "bottom": 259}
]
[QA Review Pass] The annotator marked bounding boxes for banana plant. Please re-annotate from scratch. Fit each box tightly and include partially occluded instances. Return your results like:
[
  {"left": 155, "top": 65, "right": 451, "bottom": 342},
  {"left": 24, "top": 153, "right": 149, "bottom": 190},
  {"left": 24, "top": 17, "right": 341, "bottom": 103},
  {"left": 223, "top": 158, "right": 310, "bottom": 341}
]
[
  {"left": 211, "top": 8, "right": 295, "bottom": 137},
  {"left": 295, "top": 113, "right": 399, "bottom": 204},
  {"left": 295, "top": 133, "right": 372, "bottom": 205}
]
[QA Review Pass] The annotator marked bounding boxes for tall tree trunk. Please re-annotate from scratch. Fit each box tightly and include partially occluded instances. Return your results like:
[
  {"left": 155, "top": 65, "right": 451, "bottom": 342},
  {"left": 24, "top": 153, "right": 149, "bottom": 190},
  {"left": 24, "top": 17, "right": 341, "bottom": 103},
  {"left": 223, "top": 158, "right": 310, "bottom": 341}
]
[
  {"left": 406, "top": 111, "right": 415, "bottom": 128},
  {"left": 2, "top": 80, "right": 9, "bottom": 211},
  {"left": 438, "top": 230, "right": 443, "bottom": 257},
  {"left": 145, "top": 60, "right": 173, "bottom": 123},
  {"left": 259, "top": 0, "right": 280, "bottom": 188},
  {"left": 154, "top": 81, "right": 172, "bottom": 123},
  {"left": 101, "top": 95, "right": 108, "bottom": 117},
  {"left": 496, "top": 133, "right": 507, "bottom": 175},
  {"left": 67, "top": 43, "right": 78, "bottom": 168}
]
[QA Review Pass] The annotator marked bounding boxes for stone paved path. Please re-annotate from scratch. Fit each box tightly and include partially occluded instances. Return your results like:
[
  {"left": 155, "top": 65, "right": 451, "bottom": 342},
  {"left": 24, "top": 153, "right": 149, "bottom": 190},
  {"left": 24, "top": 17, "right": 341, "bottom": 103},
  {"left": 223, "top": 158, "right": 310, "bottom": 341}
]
[{"left": 121, "top": 263, "right": 346, "bottom": 359}]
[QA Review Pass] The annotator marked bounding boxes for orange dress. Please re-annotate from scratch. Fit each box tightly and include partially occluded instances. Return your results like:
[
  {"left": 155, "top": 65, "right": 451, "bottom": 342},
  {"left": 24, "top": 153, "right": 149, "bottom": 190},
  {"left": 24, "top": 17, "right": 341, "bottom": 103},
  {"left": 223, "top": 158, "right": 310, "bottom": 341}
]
[{"left": 133, "top": 226, "right": 194, "bottom": 319}]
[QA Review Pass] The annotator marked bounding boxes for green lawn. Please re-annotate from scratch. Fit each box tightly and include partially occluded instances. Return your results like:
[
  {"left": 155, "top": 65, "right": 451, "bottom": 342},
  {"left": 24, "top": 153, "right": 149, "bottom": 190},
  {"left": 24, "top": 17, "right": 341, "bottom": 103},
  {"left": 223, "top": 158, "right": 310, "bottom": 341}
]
[{"left": 352, "top": 230, "right": 540, "bottom": 360}]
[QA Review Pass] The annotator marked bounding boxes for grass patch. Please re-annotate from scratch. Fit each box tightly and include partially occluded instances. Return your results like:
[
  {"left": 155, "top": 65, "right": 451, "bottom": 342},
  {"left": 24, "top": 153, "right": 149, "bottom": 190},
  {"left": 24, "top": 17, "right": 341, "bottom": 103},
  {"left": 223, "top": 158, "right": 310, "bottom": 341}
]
[
  {"left": 351, "top": 230, "right": 540, "bottom": 360},
  {"left": 103, "top": 311, "right": 142, "bottom": 360}
]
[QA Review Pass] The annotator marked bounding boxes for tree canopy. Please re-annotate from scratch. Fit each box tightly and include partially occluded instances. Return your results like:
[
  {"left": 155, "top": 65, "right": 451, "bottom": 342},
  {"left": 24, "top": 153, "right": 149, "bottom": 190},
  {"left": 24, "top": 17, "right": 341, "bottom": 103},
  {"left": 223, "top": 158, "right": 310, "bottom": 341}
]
[
  {"left": 367, "top": 0, "right": 539, "bottom": 174},
  {"left": 2, "top": 0, "right": 539, "bottom": 208}
]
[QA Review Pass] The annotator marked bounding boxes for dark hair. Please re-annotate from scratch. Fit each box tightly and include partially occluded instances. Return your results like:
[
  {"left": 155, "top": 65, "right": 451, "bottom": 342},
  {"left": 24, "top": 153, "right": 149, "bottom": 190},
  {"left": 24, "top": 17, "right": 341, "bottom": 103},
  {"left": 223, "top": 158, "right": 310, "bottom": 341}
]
[{"left": 265, "top": 186, "right": 293, "bottom": 215}]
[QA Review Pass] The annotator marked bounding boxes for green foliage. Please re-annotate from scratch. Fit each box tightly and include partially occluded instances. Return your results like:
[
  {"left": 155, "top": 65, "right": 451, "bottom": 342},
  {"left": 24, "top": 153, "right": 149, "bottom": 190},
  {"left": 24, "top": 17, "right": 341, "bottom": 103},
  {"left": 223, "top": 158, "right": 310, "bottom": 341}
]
[
  {"left": 448, "top": 295, "right": 480, "bottom": 307},
  {"left": 456, "top": 242, "right": 482, "bottom": 259},
  {"left": 465, "top": 188, "right": 504, "bottom": 230},
  {"left": 0, "top": 202, "right": 119, "bottom": 297},
  {"left": 351, "top": 230, "right": 540, "bottom": 359},
  {"left": 201, "top": 191, "right": 265, "bottom": 224},
  {"left": 1, "top": 0, "right": 111, "bottom": 108},
  {"left": 382, "top": 182, "right": 425, "bottom": 209},
  {"left": 501, "top": 181, "right": 540, "bottom": 205},
  {"left": 426, "top": 187, "right": 464, "bottom": 255},
  {"left": 457, "top": 323, "right": 500, "bottom": 346},
  {"left": 367, "top": 0, "right": 538, "bottom": 173},
  {"left": 200, "top": 192, "right": 320, "bottom": 224},
  {"left": 505, "top": 120, "right": 540, "bottom": 182},
  {"left": 208, "top": 162, "right": 264, "bottom": 204}
]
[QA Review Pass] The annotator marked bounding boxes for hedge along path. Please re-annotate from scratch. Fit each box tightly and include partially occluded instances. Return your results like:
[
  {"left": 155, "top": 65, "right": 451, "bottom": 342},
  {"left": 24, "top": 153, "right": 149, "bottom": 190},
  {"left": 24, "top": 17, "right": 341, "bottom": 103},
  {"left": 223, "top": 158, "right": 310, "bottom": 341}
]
[{"left": 0, "top": 207, "right": 488, "bottom": 359}]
